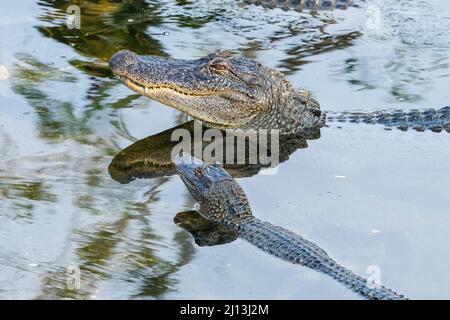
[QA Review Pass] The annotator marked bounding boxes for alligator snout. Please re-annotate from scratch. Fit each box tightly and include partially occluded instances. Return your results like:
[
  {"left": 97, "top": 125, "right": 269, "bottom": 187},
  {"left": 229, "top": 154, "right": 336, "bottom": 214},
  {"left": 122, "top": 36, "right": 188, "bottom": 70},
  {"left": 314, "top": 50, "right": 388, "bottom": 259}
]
[{"left": 109, "top": 49, "right": 138, "bottom": 74}]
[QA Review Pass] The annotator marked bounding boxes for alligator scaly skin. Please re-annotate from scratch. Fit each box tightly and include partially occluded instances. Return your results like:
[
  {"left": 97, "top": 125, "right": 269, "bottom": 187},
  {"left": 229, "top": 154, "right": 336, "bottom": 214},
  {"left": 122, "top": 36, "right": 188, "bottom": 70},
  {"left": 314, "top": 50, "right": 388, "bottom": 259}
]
[
  {"left": 111, "top": 50, "right": 449, "bottom": 135},
  {"left": 327, "top": 106, "right": 450, "bottom": 132},
  {"left": 239, "top": 219, "right": 406, "bottom": 300}
]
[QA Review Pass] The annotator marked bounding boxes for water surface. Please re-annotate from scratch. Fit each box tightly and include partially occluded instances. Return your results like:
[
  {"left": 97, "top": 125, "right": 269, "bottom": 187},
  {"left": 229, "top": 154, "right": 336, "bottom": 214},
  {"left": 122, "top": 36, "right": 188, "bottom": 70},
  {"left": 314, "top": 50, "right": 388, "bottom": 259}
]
[{"left": 0, "top": 0, "right": 449, "bottom": 299}]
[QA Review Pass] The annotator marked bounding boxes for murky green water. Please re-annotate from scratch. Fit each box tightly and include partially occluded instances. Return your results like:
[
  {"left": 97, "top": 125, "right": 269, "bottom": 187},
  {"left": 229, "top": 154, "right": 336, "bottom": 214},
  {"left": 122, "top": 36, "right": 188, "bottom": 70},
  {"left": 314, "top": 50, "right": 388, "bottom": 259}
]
[{"left": 0, "top": 0, "right": 449, "bottom": 299}]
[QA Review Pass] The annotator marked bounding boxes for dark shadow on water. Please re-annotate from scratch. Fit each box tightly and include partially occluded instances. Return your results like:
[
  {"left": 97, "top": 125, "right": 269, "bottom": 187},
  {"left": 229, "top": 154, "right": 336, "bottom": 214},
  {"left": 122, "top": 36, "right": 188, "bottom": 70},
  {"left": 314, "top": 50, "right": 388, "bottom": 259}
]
[{"left": 108, "top": 120, "right": 322, "bottom": 183}]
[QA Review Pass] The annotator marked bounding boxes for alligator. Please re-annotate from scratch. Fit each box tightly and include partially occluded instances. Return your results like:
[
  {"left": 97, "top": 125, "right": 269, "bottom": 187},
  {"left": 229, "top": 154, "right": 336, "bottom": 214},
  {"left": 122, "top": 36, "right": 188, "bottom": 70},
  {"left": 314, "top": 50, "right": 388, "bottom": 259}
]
[
  {"left": 109, "top": 50, "right": 450, "bottom": 135},
  {"left": 174, "top": 153, "right": 406, "bottom": 300}
]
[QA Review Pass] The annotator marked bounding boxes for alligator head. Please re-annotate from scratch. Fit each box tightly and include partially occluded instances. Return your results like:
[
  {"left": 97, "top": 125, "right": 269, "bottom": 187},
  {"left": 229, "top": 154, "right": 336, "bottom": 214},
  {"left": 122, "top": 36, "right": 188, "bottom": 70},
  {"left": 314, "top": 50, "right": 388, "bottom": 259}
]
[
  {"left": 110, "top": 50, "right": 324, "bottom": 134},
  {"left": 174, "top": 153, "right": 252, "bottom": 225}
]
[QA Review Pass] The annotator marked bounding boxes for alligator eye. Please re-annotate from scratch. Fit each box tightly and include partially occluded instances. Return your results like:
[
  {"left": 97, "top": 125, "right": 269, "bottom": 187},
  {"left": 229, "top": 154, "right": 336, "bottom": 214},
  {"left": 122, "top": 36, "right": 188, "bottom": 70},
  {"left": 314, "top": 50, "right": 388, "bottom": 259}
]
[{"left": 209, "top": 61, "right": 229, "bottom": 73}]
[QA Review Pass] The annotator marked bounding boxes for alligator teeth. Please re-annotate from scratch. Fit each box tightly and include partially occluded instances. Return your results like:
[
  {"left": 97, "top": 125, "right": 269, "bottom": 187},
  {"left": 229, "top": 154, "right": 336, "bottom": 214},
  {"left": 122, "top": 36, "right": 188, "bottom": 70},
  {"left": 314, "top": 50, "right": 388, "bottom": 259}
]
[{"left": 144, "top": 87, "right": 148, "bottom": 94}]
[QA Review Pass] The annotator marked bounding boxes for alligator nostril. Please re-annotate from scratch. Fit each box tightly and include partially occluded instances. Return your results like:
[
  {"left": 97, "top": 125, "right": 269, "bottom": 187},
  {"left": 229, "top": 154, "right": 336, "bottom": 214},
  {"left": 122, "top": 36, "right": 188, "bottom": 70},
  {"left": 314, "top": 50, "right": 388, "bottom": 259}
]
[{"left": 311, "top": 109, "right": 322, "bottom": 118}]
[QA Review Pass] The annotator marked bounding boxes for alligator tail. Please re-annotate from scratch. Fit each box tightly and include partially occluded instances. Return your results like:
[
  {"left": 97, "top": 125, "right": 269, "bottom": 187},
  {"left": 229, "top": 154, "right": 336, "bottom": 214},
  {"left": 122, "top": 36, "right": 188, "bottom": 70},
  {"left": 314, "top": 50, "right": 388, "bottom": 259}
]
[
  {"left": 239, "top": 218, "right": 406, "bottom": 300},
  {"left": 320, "top": 261, "right": 407, "bottom": 300},
  {"left": 325, "top": 106, "right": 450, "bottom": 133},
  {"left": 242, "top": 0, "right": 356, "bottom": 12}
]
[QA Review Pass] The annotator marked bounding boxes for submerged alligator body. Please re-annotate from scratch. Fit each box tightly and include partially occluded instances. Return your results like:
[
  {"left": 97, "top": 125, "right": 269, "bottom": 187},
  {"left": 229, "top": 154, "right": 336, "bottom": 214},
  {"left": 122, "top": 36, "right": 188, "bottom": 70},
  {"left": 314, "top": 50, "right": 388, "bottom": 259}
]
[
  {"left": 174, "top": 153, "right": 406, "bottom": 300},
  {"left": 110, "top": 50, "right": 450, "bottom": 134}
]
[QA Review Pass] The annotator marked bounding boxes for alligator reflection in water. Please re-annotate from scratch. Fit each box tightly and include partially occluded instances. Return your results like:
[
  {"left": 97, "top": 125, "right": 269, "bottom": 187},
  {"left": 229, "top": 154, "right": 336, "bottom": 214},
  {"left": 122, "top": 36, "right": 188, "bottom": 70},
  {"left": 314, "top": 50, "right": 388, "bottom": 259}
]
[
  {"left": 175, "top": 211, "right": 239, "bottom": 247},
  {"left": 173, "top": 154, "right": 406, "bottom": 300},
  {"left": 109, "top": 120, "right": 321, "bottom": 183},
  {"left": 175, "top": 211, "right": 405, "bottom": 300}
]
